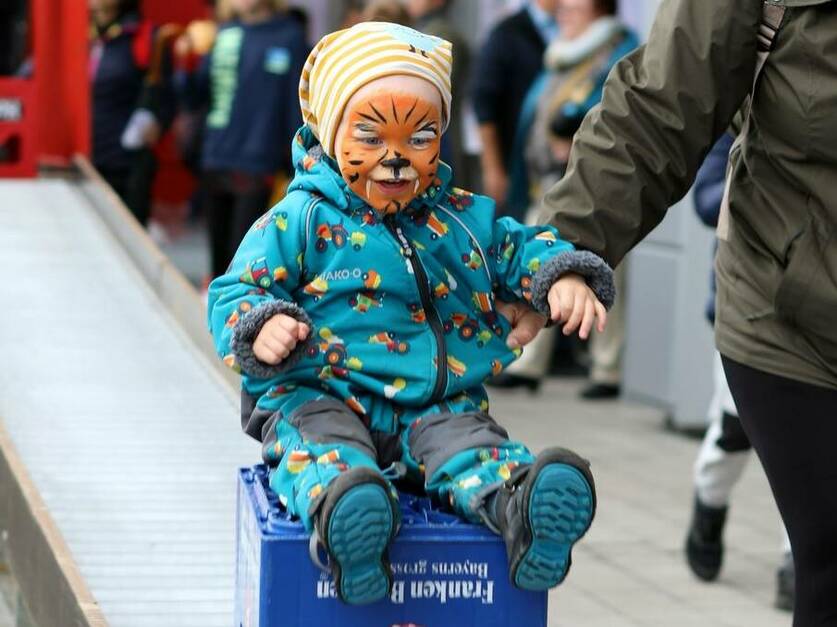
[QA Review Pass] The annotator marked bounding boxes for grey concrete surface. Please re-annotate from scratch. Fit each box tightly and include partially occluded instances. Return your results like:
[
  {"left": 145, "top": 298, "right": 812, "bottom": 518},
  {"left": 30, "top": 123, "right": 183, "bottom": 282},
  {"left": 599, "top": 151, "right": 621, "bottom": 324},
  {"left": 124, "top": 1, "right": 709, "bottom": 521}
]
[{"left": 0, "top": 180, "right": 259, "bottom": 627}]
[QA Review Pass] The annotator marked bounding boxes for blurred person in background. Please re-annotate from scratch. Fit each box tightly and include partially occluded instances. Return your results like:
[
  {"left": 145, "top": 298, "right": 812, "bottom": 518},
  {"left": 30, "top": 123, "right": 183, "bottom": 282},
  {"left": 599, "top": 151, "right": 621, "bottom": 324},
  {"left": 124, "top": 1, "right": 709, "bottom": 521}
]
[
  {"left": 172, "top": 2, "right": 219, "bottom": 176},
  {"left": 405, "top": 0, "right": 470, "bottom": 178},
  {"left": 340, "top": 0, "right": 367, "bottom": 29},
  {"left": 0, "top": 0, "right": 26, "bottom": 76},
  {"left": 176, "top": 0, "right": 307, "bottom": 279},
  {"left": 471, "top": 0, "right": 557, "bottom": 216},
  {"left": 491, "top": 0, "right": 636, "bottom": 393},
  {"left": 286, "top": 6, "right": 311, "bottom": 44},
  {"left": 89, "top": 0, "right": 176, "bottom": 226},
  {"left": 362, "top": 0, "right": 412, "bottom": 25},
  {"left": 685, "top": 133, "right": 793, "bottom": 611}
]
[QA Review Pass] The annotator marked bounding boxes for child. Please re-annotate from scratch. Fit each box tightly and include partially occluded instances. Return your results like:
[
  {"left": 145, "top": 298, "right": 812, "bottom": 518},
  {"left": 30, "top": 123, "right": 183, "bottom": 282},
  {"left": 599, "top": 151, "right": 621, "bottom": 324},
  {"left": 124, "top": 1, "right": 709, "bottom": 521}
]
[
  {"left": 209, "top": 22, "right": 614, "bottom": 606},
  {"left": 89, "top": 0, "right": 175, "bottom": 225},
  {"left": 177, "top": 0, "right": 308, "bottom": 278}
]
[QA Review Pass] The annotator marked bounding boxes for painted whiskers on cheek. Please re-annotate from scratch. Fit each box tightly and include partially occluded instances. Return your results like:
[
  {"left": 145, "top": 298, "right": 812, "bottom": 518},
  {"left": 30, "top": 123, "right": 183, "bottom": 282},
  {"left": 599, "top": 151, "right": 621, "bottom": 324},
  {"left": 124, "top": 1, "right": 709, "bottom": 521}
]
[{"left": 336, "top": 92, "right": 442, "bottom": 213}]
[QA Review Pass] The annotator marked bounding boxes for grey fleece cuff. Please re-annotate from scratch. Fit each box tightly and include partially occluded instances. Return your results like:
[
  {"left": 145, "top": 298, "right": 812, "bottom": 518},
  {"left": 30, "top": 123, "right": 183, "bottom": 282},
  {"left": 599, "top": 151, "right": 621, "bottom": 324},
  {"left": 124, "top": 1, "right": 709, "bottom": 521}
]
[
  {"left": 231, "top": 299, "right": 313, "bottom": 379},
  {"left": 531, "top": 250, "right": 616, "bottom": 317}
]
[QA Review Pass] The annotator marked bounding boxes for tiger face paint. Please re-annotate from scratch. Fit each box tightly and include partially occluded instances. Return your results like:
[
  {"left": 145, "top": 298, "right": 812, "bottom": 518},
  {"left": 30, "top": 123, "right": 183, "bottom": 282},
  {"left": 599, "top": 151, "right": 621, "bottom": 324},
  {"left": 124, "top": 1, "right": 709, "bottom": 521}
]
[{"left": 334, "top": 75, "right": 443, "bottom": 214}]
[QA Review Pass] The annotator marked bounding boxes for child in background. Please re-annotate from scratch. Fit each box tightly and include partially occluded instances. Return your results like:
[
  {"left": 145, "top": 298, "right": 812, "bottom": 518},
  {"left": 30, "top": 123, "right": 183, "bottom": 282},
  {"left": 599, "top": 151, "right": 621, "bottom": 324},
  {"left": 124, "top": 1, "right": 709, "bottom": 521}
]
[
  {"left": 209, "top": 23, "right": 614, "bottom": 605},
  {"left": 177, "top": 0, "right": 307, "bottom": 278},
  {"left": 89, "top": 0, "right": 175, "bottom": 225}
]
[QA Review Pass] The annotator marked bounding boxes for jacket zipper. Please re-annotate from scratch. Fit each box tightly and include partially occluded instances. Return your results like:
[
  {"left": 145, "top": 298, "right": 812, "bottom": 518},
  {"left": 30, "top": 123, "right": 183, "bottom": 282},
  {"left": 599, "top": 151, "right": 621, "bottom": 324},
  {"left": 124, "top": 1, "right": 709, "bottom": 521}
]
[{"left": 384, "top": 214, "right": 448, "bottom": 404}]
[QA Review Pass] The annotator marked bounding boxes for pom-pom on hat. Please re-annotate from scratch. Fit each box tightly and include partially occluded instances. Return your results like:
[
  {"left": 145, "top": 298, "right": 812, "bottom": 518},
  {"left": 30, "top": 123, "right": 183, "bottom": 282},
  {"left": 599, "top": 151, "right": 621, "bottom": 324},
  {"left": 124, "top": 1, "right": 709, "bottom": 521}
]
[{"left": 299, "top": 21, "right": 453, "bottom": 157}]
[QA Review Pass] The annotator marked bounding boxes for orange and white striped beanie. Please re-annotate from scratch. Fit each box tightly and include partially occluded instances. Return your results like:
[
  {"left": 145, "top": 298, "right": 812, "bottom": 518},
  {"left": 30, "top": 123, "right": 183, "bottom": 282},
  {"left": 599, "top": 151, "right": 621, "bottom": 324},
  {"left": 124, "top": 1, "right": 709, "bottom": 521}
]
[{"left": 299, "top": 22, "right": 453, "bottom": 157}]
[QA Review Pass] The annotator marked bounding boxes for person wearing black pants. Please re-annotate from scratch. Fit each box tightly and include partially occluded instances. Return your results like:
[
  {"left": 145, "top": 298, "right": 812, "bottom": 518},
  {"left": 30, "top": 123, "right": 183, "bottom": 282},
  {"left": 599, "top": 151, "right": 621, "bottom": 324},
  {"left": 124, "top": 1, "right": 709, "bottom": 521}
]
[
  {"left": 723, "top": 357, "right": 837, "bottom": 624},
  {"left": 535, "top": 1, "right": 837, "bottom": 624},
  {"left": 203, "top": 171, "right": 273, "bottom": 278},
  {"left": 173, "top": 2, "right": 308, "bottom": 279}
]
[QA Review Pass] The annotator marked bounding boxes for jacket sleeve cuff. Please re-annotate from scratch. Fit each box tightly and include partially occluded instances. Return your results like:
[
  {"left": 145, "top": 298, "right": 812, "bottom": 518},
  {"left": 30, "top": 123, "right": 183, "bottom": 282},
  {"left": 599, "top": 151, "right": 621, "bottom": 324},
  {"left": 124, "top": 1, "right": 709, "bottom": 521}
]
[
  {"left": 531, "top": 250, "right": 616, "bottom": 317},
  {"left": 231, "top": 299, "right": 313, "bottom": 379}
]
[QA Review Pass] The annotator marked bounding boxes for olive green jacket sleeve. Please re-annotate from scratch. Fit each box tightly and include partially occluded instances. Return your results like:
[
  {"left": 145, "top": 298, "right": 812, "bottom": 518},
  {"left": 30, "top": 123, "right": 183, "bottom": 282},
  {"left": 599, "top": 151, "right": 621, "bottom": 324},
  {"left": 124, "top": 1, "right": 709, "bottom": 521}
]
[{"left": 542, "top": 0, "right": 763, "bottom": 267}]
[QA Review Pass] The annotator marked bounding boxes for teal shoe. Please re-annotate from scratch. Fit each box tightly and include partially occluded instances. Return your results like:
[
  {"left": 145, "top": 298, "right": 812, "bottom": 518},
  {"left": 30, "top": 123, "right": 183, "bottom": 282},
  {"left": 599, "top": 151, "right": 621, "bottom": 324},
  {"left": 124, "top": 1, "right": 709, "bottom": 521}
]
[
  {"left": 311, "top": 467, "right": 399, "bottom": 605},
  {"left": 494, "top": 447, "right": 596, "bottom": 591}
]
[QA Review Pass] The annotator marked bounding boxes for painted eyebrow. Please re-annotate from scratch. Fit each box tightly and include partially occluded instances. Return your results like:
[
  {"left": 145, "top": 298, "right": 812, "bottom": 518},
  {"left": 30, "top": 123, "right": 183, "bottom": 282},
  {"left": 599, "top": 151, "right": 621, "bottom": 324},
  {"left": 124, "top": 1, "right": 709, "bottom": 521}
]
[
  {"left": 356, "top": 111, "right": 381, "bottom": 124},
  {"left": 353, "top": 122, "right": 378, "bottom": 133},
  {"left": 414, "top": 122, "right": 438, "bottom": 134}
]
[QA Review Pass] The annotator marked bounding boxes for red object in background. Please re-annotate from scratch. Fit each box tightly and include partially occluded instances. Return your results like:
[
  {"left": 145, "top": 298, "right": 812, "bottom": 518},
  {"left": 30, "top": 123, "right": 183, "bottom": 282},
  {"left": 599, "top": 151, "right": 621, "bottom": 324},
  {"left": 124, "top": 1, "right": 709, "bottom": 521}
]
[
  {"left": 142, "top": 0, "right": 212, "bottom": 26},
  {"left": 0, "top": 0, "right": 89, "bottom": 177},
  {"left": 0, "top": 0, "right": 208, "bottom": 214},
  {"left": 144, "top": 0, "right": 211, "bottom": 209},
  {"left": 0, "top": 79, "right": 36, "bottom": 177}
]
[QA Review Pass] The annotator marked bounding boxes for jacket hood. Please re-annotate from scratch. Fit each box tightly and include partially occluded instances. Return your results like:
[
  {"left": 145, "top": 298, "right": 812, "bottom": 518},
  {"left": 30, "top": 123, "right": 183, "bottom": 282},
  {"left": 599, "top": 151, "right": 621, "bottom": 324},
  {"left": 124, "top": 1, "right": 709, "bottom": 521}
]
[{"left": 286, "top": 125, "right": 453, "bottom": 215}]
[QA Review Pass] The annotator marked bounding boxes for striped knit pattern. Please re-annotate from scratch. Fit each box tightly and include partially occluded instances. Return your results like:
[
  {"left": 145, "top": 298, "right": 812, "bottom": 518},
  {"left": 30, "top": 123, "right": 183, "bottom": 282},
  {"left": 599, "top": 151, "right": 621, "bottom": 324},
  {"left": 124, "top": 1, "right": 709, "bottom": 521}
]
[{"left": 299, "top": 21, "right": 453, "bottom": 156}]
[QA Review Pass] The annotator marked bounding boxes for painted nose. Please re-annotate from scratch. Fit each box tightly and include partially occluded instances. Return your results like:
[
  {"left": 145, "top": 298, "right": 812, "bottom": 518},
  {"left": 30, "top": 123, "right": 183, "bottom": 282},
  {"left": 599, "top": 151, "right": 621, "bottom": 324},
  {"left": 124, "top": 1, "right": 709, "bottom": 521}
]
[{"left": 381, "top": 156, "right": 411, "bottom": 174}]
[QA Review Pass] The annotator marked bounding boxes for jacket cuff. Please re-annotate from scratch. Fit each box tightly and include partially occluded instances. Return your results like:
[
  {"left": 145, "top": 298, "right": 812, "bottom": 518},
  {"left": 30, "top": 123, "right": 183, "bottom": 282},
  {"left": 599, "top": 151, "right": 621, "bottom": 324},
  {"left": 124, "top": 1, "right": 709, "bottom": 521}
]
[
  {"left": 531, "top": 250, "right": 616, "bottom": 317},
  {"left": 231, "top": 300, "right": 313, "bottom": 379}
]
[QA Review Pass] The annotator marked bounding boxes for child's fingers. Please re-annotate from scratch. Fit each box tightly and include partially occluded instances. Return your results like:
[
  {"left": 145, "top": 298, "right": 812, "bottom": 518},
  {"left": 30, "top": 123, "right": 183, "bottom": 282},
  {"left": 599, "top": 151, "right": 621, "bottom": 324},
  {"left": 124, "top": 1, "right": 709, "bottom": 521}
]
[
  {"left": 261, "top": 334, "right": 293, "bottom": 359},
  {"left": 595, "top": 301, "right": 608, "bottom": 333},
  {"left": 297, "top": 323, "right": 310, "bottom": 341},
  {"left": 559, "top": 289, "right": 576, "bottom": 323},
  {"left": 267, "top": 325, "right": 296, "bottom": 349},
  {"left": 275, "top": 315, "right": 301, "bottom": 333},
  {"left": 253, "top": 341, "right": 281, "bottom": 365},
  {"left": 578, "top": 299, "right": 596, "bottom": 340},
  {"left": 547, "top": 288, "right": 563, "bottom": 322},
  {"left": 562, "top": 293, "right": 585, "bottom": 335}
]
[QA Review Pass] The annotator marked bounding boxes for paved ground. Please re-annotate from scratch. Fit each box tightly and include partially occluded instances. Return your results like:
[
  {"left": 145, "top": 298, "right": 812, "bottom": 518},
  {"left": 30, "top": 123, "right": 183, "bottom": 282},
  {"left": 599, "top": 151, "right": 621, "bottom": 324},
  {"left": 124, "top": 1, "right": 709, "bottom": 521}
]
[{"left": 487, "top": 378, "right": 791, "bottom": 627}]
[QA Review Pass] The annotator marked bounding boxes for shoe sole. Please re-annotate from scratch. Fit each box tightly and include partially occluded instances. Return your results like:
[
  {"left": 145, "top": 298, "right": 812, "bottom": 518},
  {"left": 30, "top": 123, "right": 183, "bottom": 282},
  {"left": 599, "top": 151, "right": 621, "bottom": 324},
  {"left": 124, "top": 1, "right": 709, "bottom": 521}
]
[
  {"left": 327, "top": 483, "right": 395, "bottom": 605},
  {"left": 514, "top": 464, "right": 594, "bottom": 590}
]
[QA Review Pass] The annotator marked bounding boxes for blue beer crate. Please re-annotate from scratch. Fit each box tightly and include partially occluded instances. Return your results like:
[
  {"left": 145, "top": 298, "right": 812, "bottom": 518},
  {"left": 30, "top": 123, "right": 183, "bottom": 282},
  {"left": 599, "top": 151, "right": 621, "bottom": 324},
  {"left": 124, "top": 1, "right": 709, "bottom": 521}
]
[{"left": 235, "top": 465, "right": 548, "bottom": 627}]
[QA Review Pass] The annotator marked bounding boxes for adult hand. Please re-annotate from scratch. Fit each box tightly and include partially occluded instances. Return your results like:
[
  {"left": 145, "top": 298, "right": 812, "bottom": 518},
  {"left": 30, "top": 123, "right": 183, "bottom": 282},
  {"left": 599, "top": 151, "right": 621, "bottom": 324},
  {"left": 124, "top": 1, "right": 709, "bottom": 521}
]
[
  {"left": 253, "top": 314, "right": 310, "bottom": 365},
  {"left": 496, "top": 300, "right": 546, "bottom": 349}
]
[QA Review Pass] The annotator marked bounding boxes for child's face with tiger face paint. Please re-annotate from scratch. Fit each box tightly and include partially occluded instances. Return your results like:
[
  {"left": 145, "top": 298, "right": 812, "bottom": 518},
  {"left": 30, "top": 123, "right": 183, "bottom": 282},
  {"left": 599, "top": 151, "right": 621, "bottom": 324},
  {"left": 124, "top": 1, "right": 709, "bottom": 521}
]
[{"left": 334, "top": 75, "right": 443, "bottom": 214}]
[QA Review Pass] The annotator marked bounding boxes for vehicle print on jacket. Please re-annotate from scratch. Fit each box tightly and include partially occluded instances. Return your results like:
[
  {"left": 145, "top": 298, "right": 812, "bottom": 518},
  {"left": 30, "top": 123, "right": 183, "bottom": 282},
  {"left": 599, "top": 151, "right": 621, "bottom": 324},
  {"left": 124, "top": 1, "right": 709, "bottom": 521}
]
[
  {"left": 306, "top": 327, "right": 354, "bottom": 380},
  {"left": 303, "top": 275, "right": 329, "bottom": 300},
  {"left": 273, "top": 266, "right": 289, "bottom": 282},
  {"left": 224, "top": 301, "right": 252, "bottom": 329},
  {"left": 241, "top": 257, "right": 272, "bottom": 288},
  {"left": 471, "top": 292, "right": 503, "bottom": 336},
  {"left": 461, "top": 249, "right": 483, "bottom": 270},
  {"left": 447, "top": 187, "right": 474, "bottom": 211},
  {"left": 254, "top": 210, "right": 288, "bottom": 233},
  {"left": 314, "top": 222, "right": 349, "bottom": 252},
  {"left": 369, "top": 331, "right": 410, "bottom": 354},
  {"left": 383, "top": 377, "right": 408, "bottom": 399},
  {"left": 407, "top": 302, "right": 426, "bottom": 323},
  {"left": 348, "top": 269, "right": 384, "bottom": 312}
]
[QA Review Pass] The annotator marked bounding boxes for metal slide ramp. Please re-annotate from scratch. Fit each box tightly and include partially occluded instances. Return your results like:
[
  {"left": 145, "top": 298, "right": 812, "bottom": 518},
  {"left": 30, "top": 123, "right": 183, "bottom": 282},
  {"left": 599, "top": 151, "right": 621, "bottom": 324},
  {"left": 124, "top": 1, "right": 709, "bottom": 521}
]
[{"left": 0, "top": 173, "right": 257, "bottom": 627}]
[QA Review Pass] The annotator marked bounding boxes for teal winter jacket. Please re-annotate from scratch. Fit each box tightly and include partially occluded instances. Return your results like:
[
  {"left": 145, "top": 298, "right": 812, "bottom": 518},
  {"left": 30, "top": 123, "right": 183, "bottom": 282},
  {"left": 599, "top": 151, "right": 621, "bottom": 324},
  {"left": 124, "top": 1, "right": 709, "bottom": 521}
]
[{"left": 208, "top": 126, "right": 614, "bottom": 439}]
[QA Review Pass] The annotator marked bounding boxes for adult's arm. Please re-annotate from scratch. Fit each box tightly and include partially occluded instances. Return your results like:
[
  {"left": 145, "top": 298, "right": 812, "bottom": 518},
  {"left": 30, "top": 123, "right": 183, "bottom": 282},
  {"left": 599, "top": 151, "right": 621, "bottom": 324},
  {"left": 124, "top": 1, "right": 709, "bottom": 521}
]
[{"left": 541, "top": 0, "right": 763, "bottom": 266}]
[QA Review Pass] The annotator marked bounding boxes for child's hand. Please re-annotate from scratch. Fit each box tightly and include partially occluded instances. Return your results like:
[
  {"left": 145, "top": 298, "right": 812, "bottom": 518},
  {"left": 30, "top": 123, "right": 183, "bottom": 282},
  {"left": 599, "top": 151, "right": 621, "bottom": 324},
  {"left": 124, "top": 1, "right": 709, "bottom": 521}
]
[
  {"left": 253, "top": 314, "right": 310, "bottom": 365},
  {"left": 548, "top": 274, "right": 607, "bottom": 340}
]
